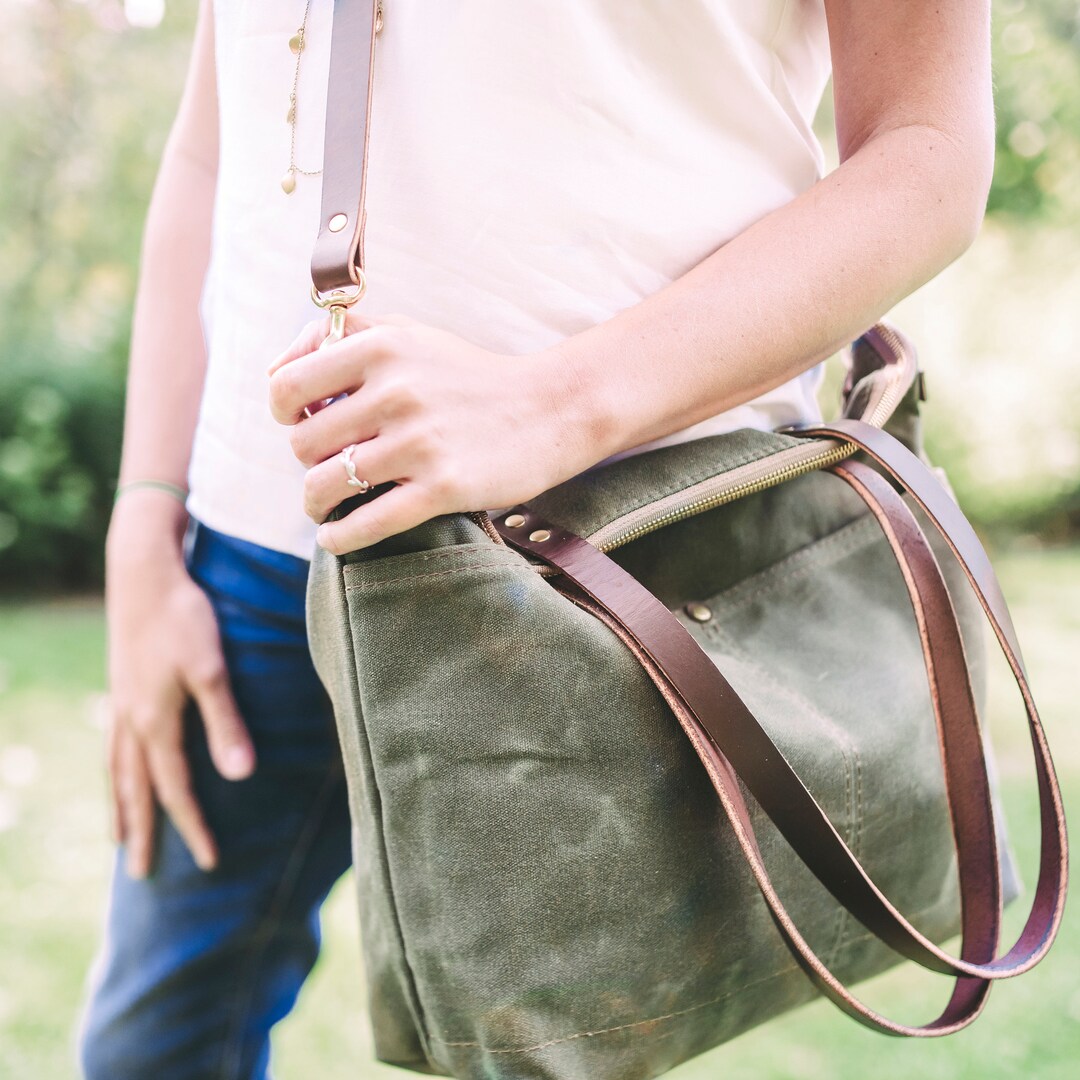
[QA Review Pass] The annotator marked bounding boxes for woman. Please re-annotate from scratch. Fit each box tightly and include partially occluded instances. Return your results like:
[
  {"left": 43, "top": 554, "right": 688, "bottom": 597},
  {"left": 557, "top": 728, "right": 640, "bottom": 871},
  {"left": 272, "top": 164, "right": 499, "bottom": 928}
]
[{"left": 80, "top": 1, "right": 994, "bottom": 1076}]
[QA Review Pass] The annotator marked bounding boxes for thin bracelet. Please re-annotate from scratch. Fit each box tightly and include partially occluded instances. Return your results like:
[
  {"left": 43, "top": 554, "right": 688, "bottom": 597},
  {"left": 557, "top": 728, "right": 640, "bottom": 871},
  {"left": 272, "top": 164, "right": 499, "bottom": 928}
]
[{"left": 114, "top": 479, "right": 189, "bottom": 505}]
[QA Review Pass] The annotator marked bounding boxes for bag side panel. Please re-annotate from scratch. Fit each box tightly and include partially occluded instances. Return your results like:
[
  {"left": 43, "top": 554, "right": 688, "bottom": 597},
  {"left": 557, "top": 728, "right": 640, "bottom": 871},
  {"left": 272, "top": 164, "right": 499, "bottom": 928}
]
[{"left": 307, "top": 542, "right": 446, "bottom": 1075}]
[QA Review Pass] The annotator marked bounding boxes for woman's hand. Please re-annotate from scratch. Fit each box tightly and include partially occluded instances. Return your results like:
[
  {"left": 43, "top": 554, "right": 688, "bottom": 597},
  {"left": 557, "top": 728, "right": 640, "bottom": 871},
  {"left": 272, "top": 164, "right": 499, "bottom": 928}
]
[
  {"left": 268, "top": 312, "right": 591, "bottom": 554},
  {"left": 105, "top": 495, "right": 255, "bottom": 877}
]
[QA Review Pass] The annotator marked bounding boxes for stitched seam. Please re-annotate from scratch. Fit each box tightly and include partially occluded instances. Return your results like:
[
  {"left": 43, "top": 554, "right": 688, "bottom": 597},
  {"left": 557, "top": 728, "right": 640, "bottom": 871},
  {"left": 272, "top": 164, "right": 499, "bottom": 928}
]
[
  {"left": 825, "top": 743, "right": 864, "bottom": 969},
  {"left": 428, "top": 897, "right": 950, "bottom": 1055},
  {"left": 336, "top": 559, "right": 439, "bottom": 1060},
  {"left": 430, "top": 967, "right": 791, "bottom": 1053},
  {"left": 716, "top": 517, "right": 876, "bottom": 609},
  {"left": 346, "top": 561, "right": 530, "bottom": 591},
  {"left": 697, "top": 620, "right": 862, "bottom": 967},
  {"left": 706, "top": 514, "right": 879, "bottom": 615},
  {"left": 216, "top": 763, "right": 345, "bottom": 1079},
  {"left": 825, "top": 736, "right": 858, "bottom": 969},
  {"left": 342, "top": 543, "right": 510, "bottom": 578}
]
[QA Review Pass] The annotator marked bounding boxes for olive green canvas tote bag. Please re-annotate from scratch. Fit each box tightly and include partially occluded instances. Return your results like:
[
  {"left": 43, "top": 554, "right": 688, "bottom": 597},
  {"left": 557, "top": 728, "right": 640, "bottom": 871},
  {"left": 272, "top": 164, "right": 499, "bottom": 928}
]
[{"left": 301, "top": 4, "right": 1069, "bottom": 1078}]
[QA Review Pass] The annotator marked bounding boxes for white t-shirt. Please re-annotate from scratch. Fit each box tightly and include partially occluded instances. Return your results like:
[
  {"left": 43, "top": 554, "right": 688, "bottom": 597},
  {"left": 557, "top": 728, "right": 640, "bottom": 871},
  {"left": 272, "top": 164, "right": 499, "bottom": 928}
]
[{"left": 189, "top": 0, "right": 831, "bottom": 559}]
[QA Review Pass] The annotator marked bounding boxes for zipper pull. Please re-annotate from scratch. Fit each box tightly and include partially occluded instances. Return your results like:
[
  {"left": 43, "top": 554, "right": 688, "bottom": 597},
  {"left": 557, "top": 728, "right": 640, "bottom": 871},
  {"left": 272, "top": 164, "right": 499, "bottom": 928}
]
[{"left": 376, "top": 0, "right": 384, "bottom": 34}]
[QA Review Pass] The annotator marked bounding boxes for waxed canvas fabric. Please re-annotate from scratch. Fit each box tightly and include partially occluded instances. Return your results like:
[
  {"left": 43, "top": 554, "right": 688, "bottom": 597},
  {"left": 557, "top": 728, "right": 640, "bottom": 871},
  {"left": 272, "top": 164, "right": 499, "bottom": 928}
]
[{"left": 306, "top": 400, "right": 1018, "bottom": 1079}]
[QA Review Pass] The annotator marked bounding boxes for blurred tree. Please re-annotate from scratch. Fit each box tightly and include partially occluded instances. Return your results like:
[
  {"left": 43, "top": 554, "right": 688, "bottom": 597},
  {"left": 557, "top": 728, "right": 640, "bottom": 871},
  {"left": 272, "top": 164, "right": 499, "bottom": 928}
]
[
  {"left": 990, "top": 0, "right": 1080, "bottom": 219},
  {"left": 0, "top": 0, "right": 194, "bottom": 590}
]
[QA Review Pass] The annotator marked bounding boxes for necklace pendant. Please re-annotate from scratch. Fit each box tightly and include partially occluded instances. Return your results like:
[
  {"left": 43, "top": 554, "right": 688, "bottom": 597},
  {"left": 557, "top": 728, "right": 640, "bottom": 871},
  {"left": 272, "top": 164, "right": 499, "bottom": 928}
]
[
  {"left": 281, "top": 168, "right": 297, "bottom": 195},
  {"left": 289, "top": 30, "right": 304, "bottom": 54},
  {"left": 286, "top": 101, "right": 296, "bottom": 125}
]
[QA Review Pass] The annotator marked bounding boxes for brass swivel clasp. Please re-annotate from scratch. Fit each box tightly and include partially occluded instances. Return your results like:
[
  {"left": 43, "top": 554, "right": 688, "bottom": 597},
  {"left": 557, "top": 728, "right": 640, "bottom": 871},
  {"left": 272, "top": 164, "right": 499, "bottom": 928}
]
[
  {"left": 310, "top": 274, "right": 366, "bottom": 347},
  {"left": 303, "top": 275, "right": 367, "bottom": 417}
]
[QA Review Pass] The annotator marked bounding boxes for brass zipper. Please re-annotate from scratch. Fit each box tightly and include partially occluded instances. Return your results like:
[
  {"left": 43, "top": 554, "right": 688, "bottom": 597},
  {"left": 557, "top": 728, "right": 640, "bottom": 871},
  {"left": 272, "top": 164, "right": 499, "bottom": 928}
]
[
  {"left": 585, "top": 324, "right": 912, "bottom": 554},
  {"left": 858, "top": 322, "right": 910, "bottom": 430},
  {"left": 469, "top": 510, "right": 506, "bottom": 545},
  {"left": 471, "top": 321, "right": 913, "bottom": 559},
  {"left": 586, "top": 440, "right": 854, "bottom": 552}
]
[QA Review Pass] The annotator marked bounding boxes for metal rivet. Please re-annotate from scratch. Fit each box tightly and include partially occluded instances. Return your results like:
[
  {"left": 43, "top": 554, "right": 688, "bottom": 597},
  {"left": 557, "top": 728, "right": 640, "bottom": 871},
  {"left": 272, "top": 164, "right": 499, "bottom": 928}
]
[
  {"left": 528, "top": 529, "right": 551, "bottom": 543},
  {"left": 503, "top": 513, "right": 526, "bottom": 528},
  {"left": 686, "top": 602, "right": 712, "bottom": 623},
  {"left": 328, "top": 213, "right": 349, "bottom": 233}
]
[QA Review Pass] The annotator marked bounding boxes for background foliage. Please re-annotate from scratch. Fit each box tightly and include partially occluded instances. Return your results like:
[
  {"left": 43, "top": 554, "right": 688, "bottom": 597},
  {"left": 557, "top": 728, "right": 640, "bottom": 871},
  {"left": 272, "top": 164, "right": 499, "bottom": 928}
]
[
  {"left": 1, "top": 3, "right": 1078, "bottom": 1078},
  {"left": 1, "top": 0, "right": 1078, "bottom": 591}
]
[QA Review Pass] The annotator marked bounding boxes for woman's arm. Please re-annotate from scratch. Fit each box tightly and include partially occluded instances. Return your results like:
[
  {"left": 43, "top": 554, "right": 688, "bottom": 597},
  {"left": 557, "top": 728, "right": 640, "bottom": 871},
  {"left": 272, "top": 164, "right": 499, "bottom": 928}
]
[
  {"left": 269, "top": 0, "right": 993, "bottom": 554},
  {"left": 106, "top": 0, "right": 254, "bottom": 878},
  {"left": 550, "top": 0, "right": 994, "bottom": 460},
  {"left": 111, "top": 0, "right": 220, "bottom": 533}
]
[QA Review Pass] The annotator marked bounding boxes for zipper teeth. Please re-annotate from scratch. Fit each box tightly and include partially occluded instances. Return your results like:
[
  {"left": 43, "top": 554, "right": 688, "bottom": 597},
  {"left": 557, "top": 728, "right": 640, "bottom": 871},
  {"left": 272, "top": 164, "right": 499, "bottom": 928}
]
[
  {"left": 479, "top": 324, "right": 911, "bottom": 561},
  {"left": 592, "top": 442, "right": 854, "bottom": 552},
  {"left": 862, "top": 324, "right": 907, "bottom": 428},
  {"left": 469, "top": 510, "right": 505, "bottom": 545},
  {"left": 589, "top": 328, "right": 912, "bottom": 553}
]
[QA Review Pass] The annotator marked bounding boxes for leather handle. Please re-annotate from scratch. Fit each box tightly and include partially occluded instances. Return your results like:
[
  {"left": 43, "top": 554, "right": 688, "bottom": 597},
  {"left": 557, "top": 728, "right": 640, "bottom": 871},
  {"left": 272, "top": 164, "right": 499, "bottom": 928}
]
[
  {"left": 492, "top": 426, "right": 1068, "bottom": 1034},
  {"left": 311, "top": 0, "right": 380, "bottom": 295},
  {"left": 786, "top": 419, "right": 1068, "bottom": 976}
]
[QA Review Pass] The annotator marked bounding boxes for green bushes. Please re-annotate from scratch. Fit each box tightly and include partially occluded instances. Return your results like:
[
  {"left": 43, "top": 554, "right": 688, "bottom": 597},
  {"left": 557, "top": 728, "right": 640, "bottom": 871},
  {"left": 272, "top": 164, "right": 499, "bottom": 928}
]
[
  {"left": 0, "top": 0, "right": 185, "bottom": 593},
  {"left": 0, "top": 353, "right": 125, "bottom": 592}
]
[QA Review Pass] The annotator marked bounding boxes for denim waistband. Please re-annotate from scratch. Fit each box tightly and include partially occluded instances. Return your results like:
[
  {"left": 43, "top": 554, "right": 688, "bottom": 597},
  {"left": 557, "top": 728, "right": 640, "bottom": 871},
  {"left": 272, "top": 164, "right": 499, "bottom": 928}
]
[{"left": 185, "top": 518, "right": 311, "bottom": 629}]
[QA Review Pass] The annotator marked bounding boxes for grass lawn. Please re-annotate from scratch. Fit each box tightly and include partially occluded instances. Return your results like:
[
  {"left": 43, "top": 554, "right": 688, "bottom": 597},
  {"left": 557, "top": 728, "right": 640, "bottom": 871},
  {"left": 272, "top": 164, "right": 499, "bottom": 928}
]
[{"left": 1, "top": 546, "right": 1077, "bottom": 1079}]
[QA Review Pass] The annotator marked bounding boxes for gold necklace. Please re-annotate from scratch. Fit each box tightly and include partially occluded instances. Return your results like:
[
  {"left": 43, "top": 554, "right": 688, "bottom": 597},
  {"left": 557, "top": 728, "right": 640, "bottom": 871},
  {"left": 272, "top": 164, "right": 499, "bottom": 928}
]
[
  {"left": 282, "top": 0, "right": 319, "bottom": 194},
  {"left": 282, "top": 0, "right": 383, "bottom": 195}
]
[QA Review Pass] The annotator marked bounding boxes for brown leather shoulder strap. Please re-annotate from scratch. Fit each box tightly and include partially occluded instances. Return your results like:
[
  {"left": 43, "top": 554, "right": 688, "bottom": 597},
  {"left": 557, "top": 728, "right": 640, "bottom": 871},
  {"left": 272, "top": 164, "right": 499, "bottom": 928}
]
[{"left": 311, "top": 0, "right": 380, "bottom": 295}]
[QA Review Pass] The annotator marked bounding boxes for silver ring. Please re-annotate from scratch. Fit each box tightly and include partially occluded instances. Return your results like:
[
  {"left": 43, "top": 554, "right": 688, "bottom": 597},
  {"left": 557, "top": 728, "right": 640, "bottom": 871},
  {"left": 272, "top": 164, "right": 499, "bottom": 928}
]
[{"left": 339, "top": 444, "right": 371, "bottom": 491}]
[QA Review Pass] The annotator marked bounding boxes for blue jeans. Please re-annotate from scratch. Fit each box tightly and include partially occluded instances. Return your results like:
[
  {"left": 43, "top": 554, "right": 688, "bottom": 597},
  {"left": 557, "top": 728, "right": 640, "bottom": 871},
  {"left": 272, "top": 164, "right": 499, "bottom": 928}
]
[{"left": 79, "top": 521, "right": 352, "bottom": 1080}]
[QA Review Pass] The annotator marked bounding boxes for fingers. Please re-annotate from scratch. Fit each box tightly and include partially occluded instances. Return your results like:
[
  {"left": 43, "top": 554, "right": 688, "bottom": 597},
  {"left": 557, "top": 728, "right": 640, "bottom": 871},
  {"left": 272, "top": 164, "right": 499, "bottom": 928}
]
[
  {"left": 287, "top": 390, "right": 378, "bottom": 469},
  {"left": 316, "top": 480, "right": 446, "bottom": 555},
  {"left": 144, "top": 739, "right": 218, "bottom": 872},
  {"left": 105, "top": 566, "right": 254, "bottom": 879},
  {"left": 302, "top": 437, "right": 389, "bottom": 523},
  {"left": 109, "top": 679, "right": 249, "bottom": 879},
  {"left": 119, "top": 728, "right": 157, "bottom": 878},
  {"left": 108, "top": 716, "right": 159, "bottom": 878},
  {"left": 107, "top": 707, "right": 125, "bottom": 846},
  {"left": 268, "top": 323, "right": 401, "bottom": 425},
  {"left": 187, "top": 657, "right": 256, "bottom": 782}
]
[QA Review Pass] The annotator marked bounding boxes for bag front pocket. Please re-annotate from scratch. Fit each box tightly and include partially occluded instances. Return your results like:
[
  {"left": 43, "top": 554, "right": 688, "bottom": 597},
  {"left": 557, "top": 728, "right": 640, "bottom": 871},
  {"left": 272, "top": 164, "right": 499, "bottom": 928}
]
[{"left": 329, "top": 533, "right": 875, "bottom": 1080}]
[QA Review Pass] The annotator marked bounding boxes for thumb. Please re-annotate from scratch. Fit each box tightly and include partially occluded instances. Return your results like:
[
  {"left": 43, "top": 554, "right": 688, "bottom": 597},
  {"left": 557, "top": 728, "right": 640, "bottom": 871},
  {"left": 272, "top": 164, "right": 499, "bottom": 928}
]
[
  {"left": 188, "top": 665, "right": 256, "bottom": 781},
  {"left": 267, "top": 309, "right": 384, "bottom": 376}
]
